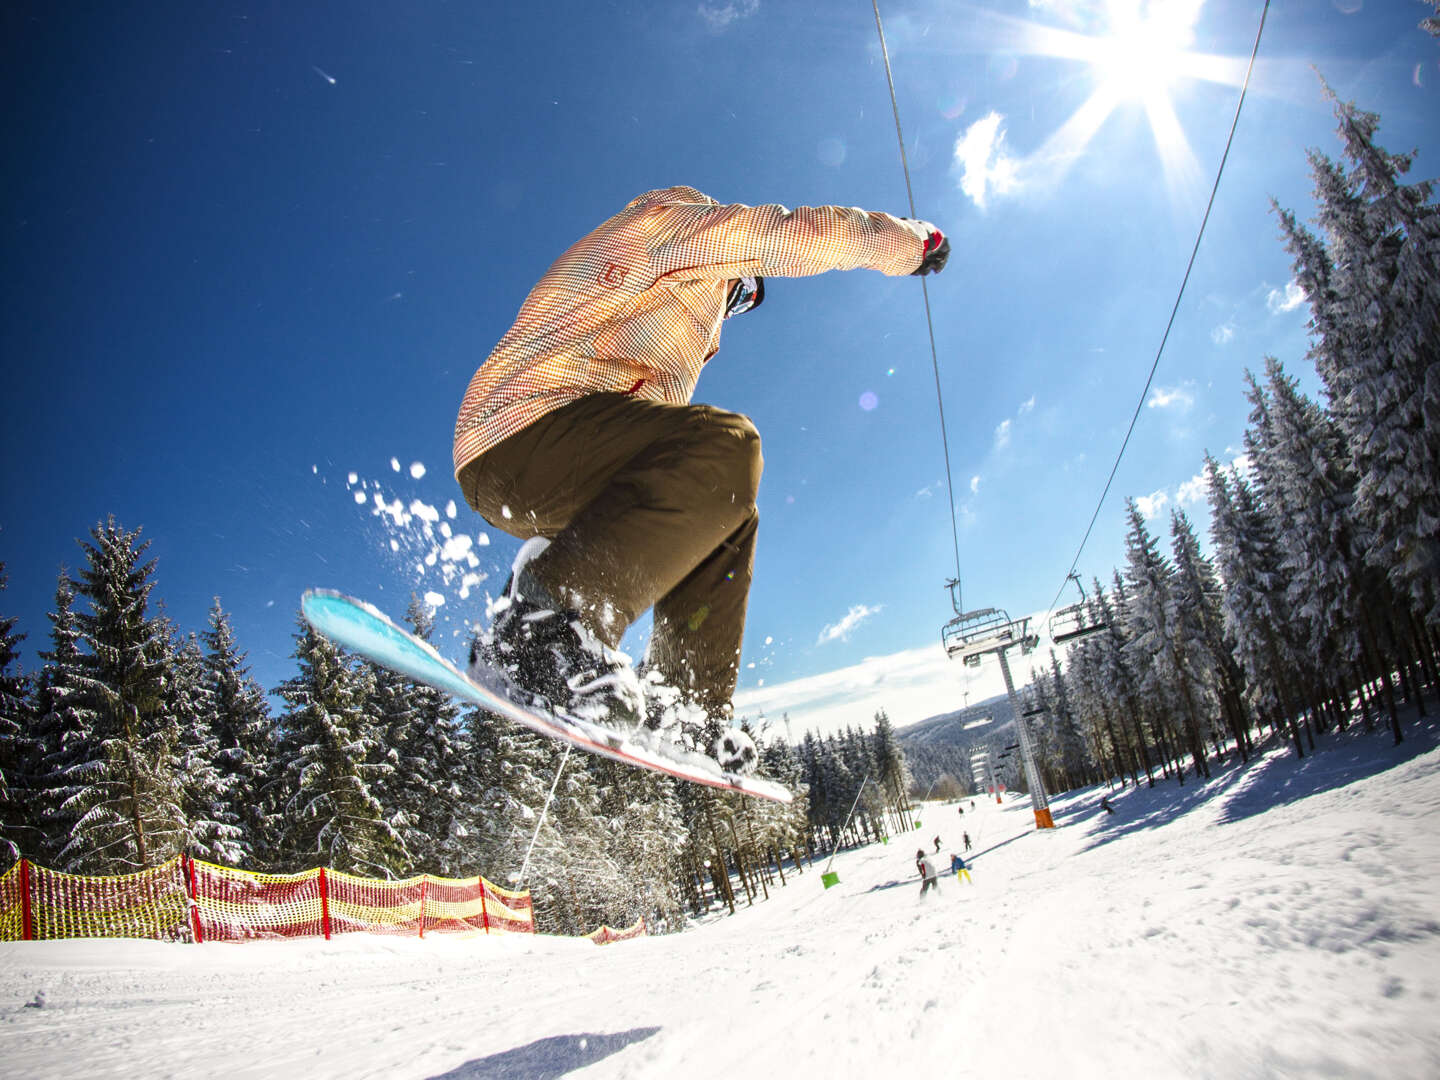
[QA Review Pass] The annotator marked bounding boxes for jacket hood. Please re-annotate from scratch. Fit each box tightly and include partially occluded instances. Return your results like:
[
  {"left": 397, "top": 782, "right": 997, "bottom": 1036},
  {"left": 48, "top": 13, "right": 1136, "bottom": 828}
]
[{"left": 625, "top": 186, "right": 719, "bottom": 210}]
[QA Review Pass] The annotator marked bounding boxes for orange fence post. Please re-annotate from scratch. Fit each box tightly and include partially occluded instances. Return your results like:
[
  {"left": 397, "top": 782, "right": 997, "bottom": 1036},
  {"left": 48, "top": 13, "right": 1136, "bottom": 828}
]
[
  {"left": 478, "top": 877, "right": 490, "bottom": 935},
  {"left": 19, "top": 859, "right": 33, "bottom": 942},
  {"left": 418, "top": 877, "right": 427, "bottom": 939},
  {"left": 318, "top": 867, "right": 331, "bottom": 940}
]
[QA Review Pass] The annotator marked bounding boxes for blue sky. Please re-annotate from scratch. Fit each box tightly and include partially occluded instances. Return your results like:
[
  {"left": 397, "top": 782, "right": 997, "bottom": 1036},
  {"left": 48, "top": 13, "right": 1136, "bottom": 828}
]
[{"left": 2, "top": 0, "right": 1436, "bottom": 739}]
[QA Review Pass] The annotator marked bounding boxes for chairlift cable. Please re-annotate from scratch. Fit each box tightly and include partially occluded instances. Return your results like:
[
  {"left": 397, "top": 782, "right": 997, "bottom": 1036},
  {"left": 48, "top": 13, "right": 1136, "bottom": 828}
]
[
  {"left": 1045, "top": 0, "right": 1273, "bottom": 618},
  {"left": 871, "top": 0, "right": 964, "bottom": 605}
]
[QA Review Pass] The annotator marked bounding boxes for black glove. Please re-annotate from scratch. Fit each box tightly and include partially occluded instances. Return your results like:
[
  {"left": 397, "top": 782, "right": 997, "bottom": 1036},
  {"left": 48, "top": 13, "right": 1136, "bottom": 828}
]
[{"left": 912, "top": 229, "right": 949, "bottom": 276}]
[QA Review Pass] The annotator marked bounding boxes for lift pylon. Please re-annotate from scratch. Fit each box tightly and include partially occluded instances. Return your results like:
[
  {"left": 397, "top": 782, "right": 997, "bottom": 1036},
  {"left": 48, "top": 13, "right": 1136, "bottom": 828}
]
[{"left": 941, "top": 586, "right": 1054, "bottom": 830}]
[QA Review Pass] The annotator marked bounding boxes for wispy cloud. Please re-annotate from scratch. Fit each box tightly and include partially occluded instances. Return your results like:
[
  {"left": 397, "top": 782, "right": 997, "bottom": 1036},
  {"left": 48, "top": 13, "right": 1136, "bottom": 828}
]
[
  {"left": 1147, "top": 383, "right": 1196, "bottom": 411},
  {"left": 969, "top": 475, "right": 981, "bottom": 495},
  {"left": 1135, "top": 489, "right": 1169, "bottom": 519},
  {"left": 1211, "top": 323, "right": 1235, "bottom": 345},
  {"left": 817, "top": 604, "right": 881, "bottom": 645},
  {"left": 697, "top": 0, "right": 758, "bottom": 32},
  {"left": 953, "top": 111, "right": 1021, "bottom": 209},
  {"left": 993, "top": 418, "right": 1013, "bottom": 450},
  {"left": 1018, "top": 394, "right": 1036, "bottom": 415},
  {"left": 1266, "top": 280, "right": 1307, "bottom": 313}
]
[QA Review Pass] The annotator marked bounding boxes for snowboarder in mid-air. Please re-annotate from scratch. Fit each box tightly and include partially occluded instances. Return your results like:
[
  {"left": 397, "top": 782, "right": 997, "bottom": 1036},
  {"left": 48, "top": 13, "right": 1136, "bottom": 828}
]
[{"left": 454, "top": 187, "right": 948, "bottom": 771}]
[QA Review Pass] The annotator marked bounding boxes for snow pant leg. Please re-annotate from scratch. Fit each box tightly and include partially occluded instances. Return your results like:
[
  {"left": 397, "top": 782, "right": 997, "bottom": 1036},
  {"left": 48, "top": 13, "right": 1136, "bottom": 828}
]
[{"left": 458, "top": 392, "right": 762, "bottom": 709}]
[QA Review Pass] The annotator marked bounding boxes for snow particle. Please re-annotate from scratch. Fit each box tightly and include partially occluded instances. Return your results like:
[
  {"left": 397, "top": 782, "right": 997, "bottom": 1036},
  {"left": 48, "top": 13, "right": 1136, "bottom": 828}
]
[{"left": 409, "top": 461, "right": 426, "bottom": 479}]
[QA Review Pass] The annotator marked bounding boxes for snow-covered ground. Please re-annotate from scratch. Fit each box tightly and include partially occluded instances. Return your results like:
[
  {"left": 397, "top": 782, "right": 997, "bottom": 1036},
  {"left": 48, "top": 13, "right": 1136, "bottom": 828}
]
[{"left": 4, "top": 718, "right": 1439, "bottom": 1079}]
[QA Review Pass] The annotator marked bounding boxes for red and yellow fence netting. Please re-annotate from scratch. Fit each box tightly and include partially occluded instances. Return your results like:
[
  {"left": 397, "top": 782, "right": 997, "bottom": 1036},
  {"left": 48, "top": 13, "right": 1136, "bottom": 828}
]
[
  {"left": 586, "top": 918, "right": 647, "bottom": 945},
  {"left": 0, "top": 857, "right": 533, "bottom": 943}
]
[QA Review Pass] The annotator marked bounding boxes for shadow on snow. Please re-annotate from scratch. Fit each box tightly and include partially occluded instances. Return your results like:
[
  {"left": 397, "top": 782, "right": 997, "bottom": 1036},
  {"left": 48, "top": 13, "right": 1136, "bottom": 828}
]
[
  {"left": 427, "top": 1027, "right": 662, "bottom": 1080},
  {"left": 1067, "top": 707, "right": 1438, "bottom": 854}
]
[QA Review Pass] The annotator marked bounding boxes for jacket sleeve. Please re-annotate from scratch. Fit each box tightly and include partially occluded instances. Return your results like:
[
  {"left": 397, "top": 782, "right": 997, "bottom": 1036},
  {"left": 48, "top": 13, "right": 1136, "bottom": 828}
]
[{"left": 646, "top": 200, "right": 927, "bottom": 283}]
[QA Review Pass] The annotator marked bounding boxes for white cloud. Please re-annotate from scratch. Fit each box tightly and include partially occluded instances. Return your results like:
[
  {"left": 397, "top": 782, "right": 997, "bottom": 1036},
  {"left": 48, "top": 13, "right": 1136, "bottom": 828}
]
[
  {"left": 1176, "top": 471, "right": 1209, "bottom": 506},
  {"left": 953, "top": 111, "right": 1020, "bottom": 210},
  {"left": 993, "top": 418, "right": 1013, "bottom": 450},
  {"left": 698, "top": 0, "right": 758, "bottom": 31},
  {"left": 1018, "top": 395, "right": 1036, "bottom": 415},
  {"left": 970, "top": 475, "right": 981, "bottom": 495},
  {"left": 734, "top": 618, "right": 1060, "bottom": 740},
  {"left": 1266, "top": 281, "right": 1307, "bottom": 313},
  {"left": 817, "top": 604, "right": 881, "bottom": 646},
  {"left": 1147, "top": 383, "right": 1196, "bottom": 411},
  {"left": 1211, "top": 323, "right": 1235, "bottom": 345},
  {"left": 1135, "top": 490, "right": 1169, "bottom": 519}
]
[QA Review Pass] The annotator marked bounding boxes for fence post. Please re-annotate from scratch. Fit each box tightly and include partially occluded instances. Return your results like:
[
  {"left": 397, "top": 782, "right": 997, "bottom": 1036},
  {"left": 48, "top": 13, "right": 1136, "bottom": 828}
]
[
  {"left": 185, "top": 857, "right": 204, "bottom": 944},
  {"left": 318, "top": 868, "right": 331, "bottom": 940},
  {"left": 418, "top": 877, "right": 427, "bottom": 940},
  {"left": 478, "top": 877, "right": 490, "bottom": 935},
  {"left": 19, "top": 859, "right": 33, "bottom": 942}
]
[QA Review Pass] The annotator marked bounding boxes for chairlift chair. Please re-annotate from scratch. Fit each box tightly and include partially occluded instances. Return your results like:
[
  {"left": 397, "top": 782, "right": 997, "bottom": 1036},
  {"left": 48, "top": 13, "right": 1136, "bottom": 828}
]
[{"left": 1048, "top": 572, "right": 1107, "bottom": 644}]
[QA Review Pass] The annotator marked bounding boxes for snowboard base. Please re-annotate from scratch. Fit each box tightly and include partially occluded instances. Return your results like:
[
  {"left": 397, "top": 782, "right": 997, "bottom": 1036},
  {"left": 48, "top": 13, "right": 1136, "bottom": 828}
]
[{"left": 300, "top": 590, "right": 792, "bottom": 803}]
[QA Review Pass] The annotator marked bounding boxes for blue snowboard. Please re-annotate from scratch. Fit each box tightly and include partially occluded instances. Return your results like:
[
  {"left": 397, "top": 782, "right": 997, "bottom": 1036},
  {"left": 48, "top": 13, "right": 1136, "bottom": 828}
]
[{"left": 301, "top": 590, "right": 792, "bottom": 803}]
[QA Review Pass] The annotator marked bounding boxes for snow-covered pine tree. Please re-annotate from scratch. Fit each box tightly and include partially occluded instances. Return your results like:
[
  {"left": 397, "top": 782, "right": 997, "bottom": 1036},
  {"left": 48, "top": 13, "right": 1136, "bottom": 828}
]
[
  {"left": 61, "top": 520, "right": 186, "bottom": 872},
  {"left": 1424, "top": 0, "right": 1440, "bottom": 38},
  {"left": 1122, "top": 503, "right": 1211, "bottom": 780},
  {"left": 1169, "top": 509, "right": 1253, "bottom": 762},
  {"left": 0, "top": 565, "right": 36, "bottom": 859},
  {"left": 28, "top": 575, "right": 89, "bottom": 863},
  {"left": 166, "top": 629, "right": 245, "bottom": 865},
  {"left": 273, "top": 622, "right": 406, "bottom": 876},
  {"left": 201, "top": 599, "right": 278, "bottom": 865},
  {"left": 1275, "top": 90, "right": 1440, "bottom": 627},
  {"left": 871, "top": 709, "right": 913, "bottom": 832},
  {"left": 1204, "top": 458, "right": 1308, "bottom": 756},
  {"left": 366, "top": 597, "right": 474, "bottom": 876}
]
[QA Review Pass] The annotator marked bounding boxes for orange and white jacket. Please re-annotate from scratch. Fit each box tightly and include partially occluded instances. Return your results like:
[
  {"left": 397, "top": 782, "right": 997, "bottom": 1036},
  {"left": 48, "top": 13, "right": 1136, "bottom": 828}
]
[{"left": 453, "top": 186, "right": 930, "bottom": 476}]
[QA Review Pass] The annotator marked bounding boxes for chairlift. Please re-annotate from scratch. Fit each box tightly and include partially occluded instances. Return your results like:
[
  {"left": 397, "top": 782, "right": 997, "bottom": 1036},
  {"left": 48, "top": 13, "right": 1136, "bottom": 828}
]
[
  {"left": 942, "top": 580, "right": 1035, "bottom": 663},
  {"left": 1048, "top": 572, "right": 1107, "bottom": 644}
]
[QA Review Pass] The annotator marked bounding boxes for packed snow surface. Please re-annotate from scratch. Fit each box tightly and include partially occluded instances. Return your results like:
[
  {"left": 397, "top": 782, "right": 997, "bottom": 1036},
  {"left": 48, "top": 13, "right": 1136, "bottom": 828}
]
[{"left": 3, "top": 723, "right": 1439, "bottom": 1079}]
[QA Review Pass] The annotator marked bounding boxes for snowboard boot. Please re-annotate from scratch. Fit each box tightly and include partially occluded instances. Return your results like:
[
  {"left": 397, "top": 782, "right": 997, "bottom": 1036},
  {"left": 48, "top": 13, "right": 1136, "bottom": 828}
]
[
  {"left": 470, "top": 570, "right": 644, "bottom": 733},
  {"left": 635, "top": 670, "right": 759, "bottom": 775}
]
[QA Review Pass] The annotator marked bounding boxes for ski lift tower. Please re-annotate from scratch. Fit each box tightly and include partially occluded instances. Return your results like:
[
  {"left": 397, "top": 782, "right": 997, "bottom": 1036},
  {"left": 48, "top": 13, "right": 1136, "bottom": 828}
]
[{"left": 942, "top": 581, "right": 1056, "bottom": 829}]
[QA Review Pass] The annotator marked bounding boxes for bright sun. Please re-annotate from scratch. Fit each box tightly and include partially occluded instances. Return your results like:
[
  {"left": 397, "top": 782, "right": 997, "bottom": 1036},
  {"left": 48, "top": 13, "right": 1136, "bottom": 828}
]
[{"left": 1093, "top": 13, "right": 1187, "bottom": 105}]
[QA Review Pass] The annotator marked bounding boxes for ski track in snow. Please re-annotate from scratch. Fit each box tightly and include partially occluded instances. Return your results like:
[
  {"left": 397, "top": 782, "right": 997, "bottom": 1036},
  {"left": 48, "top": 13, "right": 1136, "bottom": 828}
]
[{"left": 3, "top": 722, "right": 1439, "bottom": 1078}]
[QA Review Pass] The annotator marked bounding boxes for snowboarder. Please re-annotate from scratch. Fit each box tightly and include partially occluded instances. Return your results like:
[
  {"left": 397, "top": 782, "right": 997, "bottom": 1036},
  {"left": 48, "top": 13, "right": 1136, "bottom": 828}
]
[
  {"left": 950, "top": 852, "right": 972, "bottom": 883},
  {"left": 455, "top": 187, "right": 949, "bottom": 767},
  {"left": 933, "top": 835, "right": 942, "bottom": 853},
  {"left": 917, "top": 849, "right": 941, "bottom": 898},
  {"left": 963, "top": 831, "right": 971, "bottom": 851},
  {"left": 1100, "top": 795, "right": 1115, "bottom": 815}
]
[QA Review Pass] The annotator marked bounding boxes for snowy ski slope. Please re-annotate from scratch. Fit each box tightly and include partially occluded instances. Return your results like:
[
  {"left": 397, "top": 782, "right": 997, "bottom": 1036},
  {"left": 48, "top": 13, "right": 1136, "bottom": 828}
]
[{"left": 2, "top": 719, "right": 1438, "bottom": 1079}]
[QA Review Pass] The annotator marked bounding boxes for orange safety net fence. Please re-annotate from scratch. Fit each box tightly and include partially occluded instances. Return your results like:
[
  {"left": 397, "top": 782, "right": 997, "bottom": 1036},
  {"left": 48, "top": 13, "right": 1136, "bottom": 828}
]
[
  {"left": 585, "top": 918, "right": 647, "bottom": 945},
  {"left": 1, "top": 857, "right": 534, "bottom": 943}
]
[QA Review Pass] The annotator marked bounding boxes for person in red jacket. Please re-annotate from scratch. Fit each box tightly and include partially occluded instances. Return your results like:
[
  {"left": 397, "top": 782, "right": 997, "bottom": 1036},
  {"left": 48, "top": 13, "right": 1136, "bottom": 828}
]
[{"left": 456, "top": 187, "right": 949, "bottom": 769}]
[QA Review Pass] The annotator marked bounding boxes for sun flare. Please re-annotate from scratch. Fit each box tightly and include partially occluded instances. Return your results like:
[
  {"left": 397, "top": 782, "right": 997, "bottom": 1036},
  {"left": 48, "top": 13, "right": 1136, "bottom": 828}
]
[{"left": 1092, "top": 12, "right": 1188, "bottom": 105}]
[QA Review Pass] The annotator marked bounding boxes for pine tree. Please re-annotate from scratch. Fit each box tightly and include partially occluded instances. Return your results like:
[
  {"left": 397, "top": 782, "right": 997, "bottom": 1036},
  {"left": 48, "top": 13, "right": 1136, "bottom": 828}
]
[
  {"left": 0, "top": 566, "right": 35, "bottom": 859},
  {"left": 29, "top": 575, "right": 89, "bottom": 862},
  {"left": 273, "top": 622, "right": 405, "bottom": 876},
  {"left": 366, "top": 597, "right": 473, "bottom": 876},
  {"left": 1122, "top": 502, "right": 1210, "bottom": 780},
  {"left": 167, "top": 629, "right": 246, "bottom": 865},
  {"left": 58, "top": 521, "right": 186, "bottom": 871},
  {"left": 1205, "top": 459, "right": 1308, "bottom": 756},
  {"left": 201, "top": 599, "right": 276, "bottom": 865},
  {"left": 1275, "top": 90, "right": 1440, "bottom": 624}
]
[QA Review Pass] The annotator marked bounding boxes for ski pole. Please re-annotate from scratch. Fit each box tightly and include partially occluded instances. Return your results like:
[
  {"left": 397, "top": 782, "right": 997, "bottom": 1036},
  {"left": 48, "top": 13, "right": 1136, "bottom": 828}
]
[{"left": 516, "top": 744, "right": 572, "bottom": 886}]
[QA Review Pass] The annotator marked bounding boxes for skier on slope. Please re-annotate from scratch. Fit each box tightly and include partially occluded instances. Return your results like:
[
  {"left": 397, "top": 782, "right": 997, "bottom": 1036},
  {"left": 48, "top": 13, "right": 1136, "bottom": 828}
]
[
  {"left": 917, "top": 849, "right": 941, "bottom": 898},
  {"left": 454, "top": 187, "right": 949, "bottom": 769}
]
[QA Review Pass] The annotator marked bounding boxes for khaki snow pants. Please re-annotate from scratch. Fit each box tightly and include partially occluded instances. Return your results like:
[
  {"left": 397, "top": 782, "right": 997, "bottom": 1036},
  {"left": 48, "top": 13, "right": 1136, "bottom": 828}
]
[{"left": 457, "top": 392, "right": 762, "bottom": 718}]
